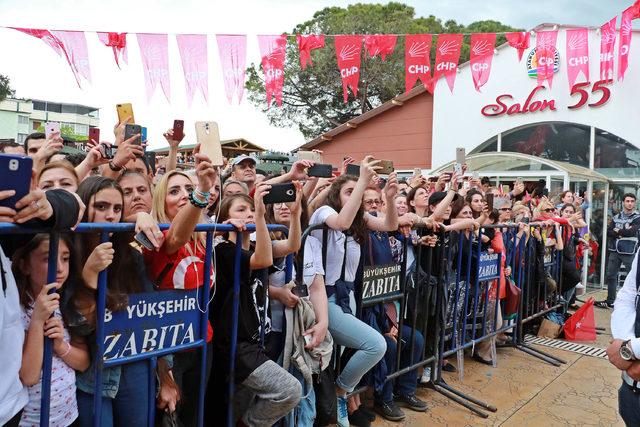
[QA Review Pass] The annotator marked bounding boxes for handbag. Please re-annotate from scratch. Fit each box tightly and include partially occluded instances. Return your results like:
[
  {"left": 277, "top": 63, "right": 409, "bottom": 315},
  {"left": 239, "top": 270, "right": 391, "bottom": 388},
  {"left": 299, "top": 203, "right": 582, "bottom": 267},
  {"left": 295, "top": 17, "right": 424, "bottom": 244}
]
[
  {"left": 504, "top": 276, "right": 521, "bottom": 320},
  {"left": 313, "top": 359, "right": 336, "bottom": 426}
]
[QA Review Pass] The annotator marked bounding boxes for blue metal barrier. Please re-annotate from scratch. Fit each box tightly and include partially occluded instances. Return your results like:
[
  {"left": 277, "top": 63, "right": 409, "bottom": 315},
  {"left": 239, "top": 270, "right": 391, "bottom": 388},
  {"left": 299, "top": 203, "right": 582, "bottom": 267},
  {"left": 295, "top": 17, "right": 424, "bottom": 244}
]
[{"left": 0, "top": 222, "right": 290, "bottom": 427}]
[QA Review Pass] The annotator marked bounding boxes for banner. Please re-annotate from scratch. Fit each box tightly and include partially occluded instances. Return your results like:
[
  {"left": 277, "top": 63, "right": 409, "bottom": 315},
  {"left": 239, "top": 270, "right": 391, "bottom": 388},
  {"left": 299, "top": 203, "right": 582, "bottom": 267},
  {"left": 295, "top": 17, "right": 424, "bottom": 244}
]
[
  {"left": 334, "top": 35, "right": 362, "bottom": 102},
  {"left": 257, "top": 35, "right": 287, "bottom": 107},
  {"left": 216, "top": 34, "right": 247, "bottom": 104},
  {"left": 618, "top": 7, "right": 634, "bottom": 81},
  {"left": 103, "top": 290, "right": 201, "bottom": 361},
  {"left": 364, "top": 34, "right": 397, "bottom": 60},
  {"left": 565, "top": 28, "right": 589, "bottom": 88},
  {"left": 13, "top": 27, "right": 63, "bottom": 55},
  {"left": 405, "top": 34, "right": 432, "bottom": 93},
  {"left": 505, "top": 32, "right": 530, "bottom": 61},
  {"left": 297, "top": 34, "right": 324, "bottom": 69},
  {"left": 97, "top": 32, "right": 128, "bottom": 68},
  {"left": 50, "top": 31, "right": 92, "bottom": 88},
  {"left": 361, "top": 264, "right": 402, "bottom": 302},
  {"left": 136, "top": 33, "right": 171, "bottom": 102},
  {"left": 535, "top": 30, "right": 558, "bottom": 88},
  {"left": 176, "top": 34, "right": 209, "bottom": 105},
  {"left": 600, "top": 17, "right": 617, "bottom": 80},
  {"left": 433, "top": 33, "right": 462, "bottom": 93},
  {"left": 478, "top": 252, "right": 501, "bottom": 281},
  {"left": 469, "top": 33, "right": 496, "bottom": 92}
]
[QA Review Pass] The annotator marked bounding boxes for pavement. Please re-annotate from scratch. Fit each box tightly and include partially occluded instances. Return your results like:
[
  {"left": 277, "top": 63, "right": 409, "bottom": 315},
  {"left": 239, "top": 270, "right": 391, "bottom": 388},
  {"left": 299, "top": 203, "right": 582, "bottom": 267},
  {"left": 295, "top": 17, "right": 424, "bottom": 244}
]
[{"left": 365, "top": 290, "right": 624, "bottom": 426}]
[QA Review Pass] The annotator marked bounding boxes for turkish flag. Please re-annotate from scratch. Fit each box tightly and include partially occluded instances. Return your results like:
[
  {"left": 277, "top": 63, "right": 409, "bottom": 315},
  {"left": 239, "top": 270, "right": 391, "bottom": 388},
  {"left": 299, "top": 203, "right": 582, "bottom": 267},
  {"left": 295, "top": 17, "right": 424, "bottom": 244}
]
[
  {"left": 600, "top": 17, "right": 617, "bottom": 80},
  {"left": 258, "top": 35, "right": 287, "bottom": 107},
  {"left": 433, "top": 34, "right": 462, "bottom": 93},
  {"left": 364, "top": 34, "right": 397, "bottom": 60},
  {"left": 535, "top": 30, "right": 558, "bottom": 88},
  {"left": 505, "top": 32, "right": 530, "bottom": 61},
  {"left": 404, "top": 34, "right": 432, "bottom": 93},
  {"left": 618, "top": 8, "right": 634, "bottom": 81},
  {"left": 297, "top": 34, "right": 324, "bottom": 69},
  {"left": 469, "top": 33, "right": 496, "bottom": 92},
  {"left": 565, "top": 28, "right": 589, "bottom": 88},
  {"left": 334, "top": 35, "right": 363, "bottom": 102}
]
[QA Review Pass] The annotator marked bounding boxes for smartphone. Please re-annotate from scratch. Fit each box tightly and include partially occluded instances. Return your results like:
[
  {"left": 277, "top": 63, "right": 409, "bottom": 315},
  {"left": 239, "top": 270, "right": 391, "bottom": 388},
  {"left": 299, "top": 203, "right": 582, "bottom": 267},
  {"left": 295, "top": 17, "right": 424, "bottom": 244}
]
[
  {"left": 307, "top": 164, "right": 333, "bottom": 178},
  {"left": 377, "top": 160, "right": 394, "bottom": 175},
  {"left": 124, "top": 124, "right": 142, "bottom": 145},
  {"left": 502, "top": 184, "right": 510, "bottom": 194},
  {"left": 134, "top": 231, "right": 155, "bottom": 251},
  {"left": 413, "top": 167, "right": 421, "bottom": 176},
  {"left": 195, "top": 121, "right": 224, "bottom": 166},
  {"left": 98, "top": 143, "right": 113, "bottom": 160},
  {"left": 116, "top": 103, "right": 135, "bottom": 124},
  {"left": 454, "top": 147, "right": 465, "bottom": 174},
  {"left": 172, "top": 120, "right": 185, "bottom": 141},
  {"left": 292, "top": 281, "right": 309, "bottom": 298},
  {"left": 485, "top": 193, "right": 494, "bottom": 211},
  {"left": 472, "top": 171, "right": 479, "bottom": 180},
  {"left": 346, "top": 163, "right": 360, "bottom": 177},
  {"left": 516, "top": 177, "right": 523, "bottom": 185},
  {"left": 263, "top": 183, "right": 296, "bottom": 205},
  {"left": 88, "top": 127, "right": 100, "bottom": 143},
  {"left": 428, "top": 176, "right": 438, "bottom": 182},
  {"left": 378, "top": 178, "right": 387, "bottom": 190},
  {"left": 0, "top": 154, "right": 33, "bottom": 210},
  {"left": 45, "top": 122, "right": 60, "bottom": 139},
  {"left": 297, "top": 150, "right": 323, "bottom": 164},
  {"left": 141, "top": 126, "right": 148, "bottom": 143},
  {"left": 145, "top": 152, "right": 156, "bottom": 174}
]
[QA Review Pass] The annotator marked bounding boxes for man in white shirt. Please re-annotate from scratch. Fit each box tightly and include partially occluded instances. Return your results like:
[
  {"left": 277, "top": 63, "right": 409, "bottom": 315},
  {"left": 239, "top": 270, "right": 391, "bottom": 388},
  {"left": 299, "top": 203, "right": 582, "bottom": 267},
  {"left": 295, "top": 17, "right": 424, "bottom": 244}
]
[{"left": 608, "top": 250, "right": 640, "bottom": 425}]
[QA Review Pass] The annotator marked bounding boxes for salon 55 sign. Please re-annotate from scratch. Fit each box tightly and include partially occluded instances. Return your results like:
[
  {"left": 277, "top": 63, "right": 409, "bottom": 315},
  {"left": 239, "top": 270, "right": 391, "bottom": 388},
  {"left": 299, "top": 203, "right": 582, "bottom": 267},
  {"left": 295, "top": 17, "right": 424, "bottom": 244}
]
[{"left": 103, "top": 290, "right": 202, "bottom": 361}]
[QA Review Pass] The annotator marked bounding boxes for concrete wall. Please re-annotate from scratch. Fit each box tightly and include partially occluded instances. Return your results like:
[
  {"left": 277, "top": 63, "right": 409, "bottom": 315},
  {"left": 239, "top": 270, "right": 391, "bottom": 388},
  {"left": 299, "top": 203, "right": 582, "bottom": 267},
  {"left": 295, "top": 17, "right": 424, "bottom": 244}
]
[{"left": 309, "top": 93, "right": 433, "bottom": 170}]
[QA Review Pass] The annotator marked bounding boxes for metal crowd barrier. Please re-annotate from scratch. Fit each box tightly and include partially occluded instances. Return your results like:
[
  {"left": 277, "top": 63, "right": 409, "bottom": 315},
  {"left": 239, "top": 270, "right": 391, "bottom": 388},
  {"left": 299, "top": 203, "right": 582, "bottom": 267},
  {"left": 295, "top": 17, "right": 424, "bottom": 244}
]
[{"left": 0, "top": 222, "right": 290, "bottom": 427}]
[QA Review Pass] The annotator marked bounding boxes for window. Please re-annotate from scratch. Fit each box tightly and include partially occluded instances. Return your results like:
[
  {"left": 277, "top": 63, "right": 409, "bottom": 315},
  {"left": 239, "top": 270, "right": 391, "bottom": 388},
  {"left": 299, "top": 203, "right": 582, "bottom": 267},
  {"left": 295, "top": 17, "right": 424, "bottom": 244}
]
[
  {"left": 32, "top": 101, "right": 46, "bottom": 111},
  {"left": 32, "top": 120, "right": 41, "bottom": 131},
  {"left": 499, "top": 122, "right": 591, "bottom": 167},
  {"left": 594, "top": 129, "right": 640, "bottom": 179},
  {"left": 17, "top": 133, "right": 27, "bottom": 144},
  {"left": 75, "top": 123, "right": 89, "bottom": 135},
  {"left": 18, "top": 115, "right": 28, "bottom": 125}
]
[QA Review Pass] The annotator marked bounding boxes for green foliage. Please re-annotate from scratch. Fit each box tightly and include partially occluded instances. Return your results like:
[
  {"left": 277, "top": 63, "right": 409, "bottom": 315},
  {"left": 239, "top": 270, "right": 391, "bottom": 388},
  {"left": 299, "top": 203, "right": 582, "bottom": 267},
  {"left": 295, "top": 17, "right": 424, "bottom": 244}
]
[
  {"left": 0, "top": 75, "right": 15, "bottom": 102},
  {"left": 36, "top": 123, "right": 86, "bottom": 141},
  {"left": 245, "top": 3, "right": 521, "bottom": 139}
]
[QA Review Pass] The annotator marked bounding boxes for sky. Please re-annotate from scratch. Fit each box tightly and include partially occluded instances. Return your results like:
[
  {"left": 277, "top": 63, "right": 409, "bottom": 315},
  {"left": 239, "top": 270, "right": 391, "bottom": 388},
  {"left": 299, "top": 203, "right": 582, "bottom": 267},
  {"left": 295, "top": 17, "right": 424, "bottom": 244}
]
[{"left": 0, "top": 0, "right": 632, "bottom": 152}]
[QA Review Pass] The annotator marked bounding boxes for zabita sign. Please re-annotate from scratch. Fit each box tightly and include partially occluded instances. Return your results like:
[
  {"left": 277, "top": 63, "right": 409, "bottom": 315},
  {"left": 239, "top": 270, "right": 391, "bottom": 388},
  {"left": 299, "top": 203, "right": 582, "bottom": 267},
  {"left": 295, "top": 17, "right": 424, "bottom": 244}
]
[
  {"left": 361, "top": 264, "right": 402, "bottom": 302},
  {"left": 481, "top": 79, "right": 612, "bottom": 117},
  {"left": 103, "top": 290, "right": 201, "bottom": 361}
]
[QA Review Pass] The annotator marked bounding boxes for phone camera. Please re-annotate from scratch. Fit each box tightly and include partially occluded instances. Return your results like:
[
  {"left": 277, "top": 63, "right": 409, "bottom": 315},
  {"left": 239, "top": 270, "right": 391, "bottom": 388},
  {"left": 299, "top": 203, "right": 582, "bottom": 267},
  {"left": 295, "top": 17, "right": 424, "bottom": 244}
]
[
  {"left": 286, "top": 189, "right": 294, "bottom": 196},
  {"left": 9, "top": 159, "right": 18, "bottom": 170}
]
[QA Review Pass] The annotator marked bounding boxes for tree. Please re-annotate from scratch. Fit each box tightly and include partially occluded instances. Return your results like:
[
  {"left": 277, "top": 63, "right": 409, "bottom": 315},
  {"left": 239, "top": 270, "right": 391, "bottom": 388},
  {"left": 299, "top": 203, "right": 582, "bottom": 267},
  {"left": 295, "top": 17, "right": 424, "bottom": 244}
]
[
  {"left": 0, "top": 75, "right": 15, "bottom": 102},
  {"left": 36, "top": 123, "right": 86, "bottom": 142},
  {"left": 245, "top": 3, "right": 520, "bottom": 139}
]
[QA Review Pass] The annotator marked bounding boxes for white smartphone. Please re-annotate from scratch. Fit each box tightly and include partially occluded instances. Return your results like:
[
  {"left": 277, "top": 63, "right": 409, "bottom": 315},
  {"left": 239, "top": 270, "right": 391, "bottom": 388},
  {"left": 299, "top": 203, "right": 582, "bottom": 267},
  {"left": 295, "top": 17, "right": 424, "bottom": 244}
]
[
  {"left": 194, "top": 121, "right": 224, "bottom": 166},
  {"left": 454, "top": 147, "right": 465, "bottom": 174},
  {"left": 45, "top": 122, "right": 60, "bottom": 139}
]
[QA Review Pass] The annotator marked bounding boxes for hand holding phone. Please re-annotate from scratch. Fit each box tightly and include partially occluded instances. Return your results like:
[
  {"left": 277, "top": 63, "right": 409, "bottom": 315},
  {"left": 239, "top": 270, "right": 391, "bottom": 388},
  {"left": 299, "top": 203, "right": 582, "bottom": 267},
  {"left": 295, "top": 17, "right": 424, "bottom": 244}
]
[
  {"left": 134, "top": 231, "right": 155, "bottom": 251},
  {"left": 263, "top": 183, "right": 296, "bottom": 205},
  {"left": 195, "top": 121, "right": 224, "bottom": 166},
  {"left": 0, "top": 155, "right": 33, "bottom": 210},
  {"left": 124, "top": 124, "right": 142, "bottom": 146},
  {"left": 116, "top": 103, "right": 135, "bottom": 124},
  {"left": 45, "top": 122, "right": 60, "bottom": 139},
  {"left": 172, "top": 120, "right": 185, "bottom": 141},
  {"left": 307, "top": 164, "right": 333, "bottom": 178}
]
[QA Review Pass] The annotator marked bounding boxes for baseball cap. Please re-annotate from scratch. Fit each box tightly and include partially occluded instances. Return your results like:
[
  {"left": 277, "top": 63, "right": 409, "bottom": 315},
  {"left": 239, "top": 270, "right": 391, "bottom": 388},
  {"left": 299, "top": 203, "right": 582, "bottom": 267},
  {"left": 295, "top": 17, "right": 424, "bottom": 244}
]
[
  {"left": 231, "top": 155, "right": 256, "bottom": 166},
  {"left": 428, "top": 191, "right": 459, "bottom": 206}
]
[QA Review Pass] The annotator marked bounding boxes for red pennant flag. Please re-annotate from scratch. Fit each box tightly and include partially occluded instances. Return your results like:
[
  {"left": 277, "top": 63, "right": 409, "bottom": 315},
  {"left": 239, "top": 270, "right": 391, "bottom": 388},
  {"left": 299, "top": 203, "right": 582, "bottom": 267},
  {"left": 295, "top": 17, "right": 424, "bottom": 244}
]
[
  {"left": 258, "top": 35, "right": 287, "bottom": 107},
  {"left": 505, "top": 32, "right": 530, "bottom": 61},
  {"left": 12, "top": 28, "right": 63, "bottom": 55},
  {"left": 97, "top": 32, "right": 128, "bottom": 68},
  {"left": 600, "top": 17, "right": 617, "bottom": 80},
  {"left": 433, "top": 34, "right": 462, "bottom": 93},
  {"left": 535, "top": 30, "right": 558, "bottom": 88},
  {"left": 297, "top": 34, "right": 324, "bottom": 69},
  {"left": 334, "top": 35, "right": 363, "bottom": 102},
  {"left": 50, "top": 31, "right": 92, "bottom": 88},
  {"left": 632, "top": 0, "right": 640, "bottom": 18},
  {"left": 619, "top": 8, "right": 634, "bottom": 81},
  {"left": 404, "top": 34, "right": 432, "bottom": 93},
  {"left": 364, "top": 34, "right": 397, "bottom": 60},
  {"left": 565, "top": 28, "right": 589, "bottom": 88},
  {"left": 469, "top": 33, "right": 496, "bottom": 92}
]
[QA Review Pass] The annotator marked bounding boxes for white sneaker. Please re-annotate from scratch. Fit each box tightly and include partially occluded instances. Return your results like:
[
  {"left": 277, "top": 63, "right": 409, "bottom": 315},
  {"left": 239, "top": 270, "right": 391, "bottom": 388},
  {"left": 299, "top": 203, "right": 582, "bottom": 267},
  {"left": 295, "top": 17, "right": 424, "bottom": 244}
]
[
  {"left": 336, "top": 396, "right": 350, "bottom": 427},
  {"left": 420, "top": 367, "right": 431, "bottom": 384},
  {"left": 575, "top": 282, "right": 586, "bottom": 296}
]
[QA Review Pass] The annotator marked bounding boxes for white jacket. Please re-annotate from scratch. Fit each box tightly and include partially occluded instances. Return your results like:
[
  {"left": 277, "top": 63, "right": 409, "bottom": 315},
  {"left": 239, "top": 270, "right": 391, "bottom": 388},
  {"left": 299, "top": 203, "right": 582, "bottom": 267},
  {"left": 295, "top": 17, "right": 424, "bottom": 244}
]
[{"left": 0, "top": 246, "right": 28, "bottom": 424}]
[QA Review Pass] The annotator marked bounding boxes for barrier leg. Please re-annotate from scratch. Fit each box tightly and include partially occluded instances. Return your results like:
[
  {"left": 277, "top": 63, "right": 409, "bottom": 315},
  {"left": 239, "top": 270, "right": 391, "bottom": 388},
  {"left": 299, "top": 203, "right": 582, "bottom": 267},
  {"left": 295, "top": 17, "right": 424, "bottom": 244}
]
[{"left": 515, "top": 343, "right": 566, "bottom": 366}]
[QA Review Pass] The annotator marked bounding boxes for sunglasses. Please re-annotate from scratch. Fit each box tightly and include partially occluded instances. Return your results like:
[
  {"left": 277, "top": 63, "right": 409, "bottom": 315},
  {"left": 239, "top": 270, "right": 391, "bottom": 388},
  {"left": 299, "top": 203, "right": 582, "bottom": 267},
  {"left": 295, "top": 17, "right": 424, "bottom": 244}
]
[
  {"left": 498, "top": 207, "right": 512, "bottom": 211},
  {"left": 543, "top": 208, "right": 555, "bottom": 213}
]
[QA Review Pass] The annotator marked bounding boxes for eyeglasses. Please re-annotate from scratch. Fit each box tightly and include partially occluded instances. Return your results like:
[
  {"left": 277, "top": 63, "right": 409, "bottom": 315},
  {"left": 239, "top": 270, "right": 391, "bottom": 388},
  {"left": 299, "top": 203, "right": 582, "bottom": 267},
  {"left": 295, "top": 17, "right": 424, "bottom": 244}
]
[
  {"left": 543, "top": 208, "right": 555, "bottom": 213},
  {"left": 364, "top": 199, "right": 382, "bottom": 206},
  {"left": 274, "top": 203, "right": 288, "bottom": 210},
  {"left": 498, "top": 207, "right": 512, "bottom": 212}
]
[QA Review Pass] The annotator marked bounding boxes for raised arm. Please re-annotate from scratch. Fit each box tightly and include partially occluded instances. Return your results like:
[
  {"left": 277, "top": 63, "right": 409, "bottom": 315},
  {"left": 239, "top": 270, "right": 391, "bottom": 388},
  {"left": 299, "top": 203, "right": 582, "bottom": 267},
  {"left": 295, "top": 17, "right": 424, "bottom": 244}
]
[
  {"left": 272, "top": 182, "right": 303, "bottom": 258},
  {"left": 250, "top": 182, "right": 274, "bottom": 269},
  {"left": 365, "top": 172, "right": 399, "bottom": 232}
]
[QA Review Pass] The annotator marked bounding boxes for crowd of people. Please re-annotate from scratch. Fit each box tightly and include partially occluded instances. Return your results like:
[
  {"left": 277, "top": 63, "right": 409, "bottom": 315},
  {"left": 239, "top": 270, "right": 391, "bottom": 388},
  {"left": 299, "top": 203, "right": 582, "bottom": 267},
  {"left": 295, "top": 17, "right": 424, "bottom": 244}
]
[{"left": 0, "top": 119, "right": 597, "bottom": 427}]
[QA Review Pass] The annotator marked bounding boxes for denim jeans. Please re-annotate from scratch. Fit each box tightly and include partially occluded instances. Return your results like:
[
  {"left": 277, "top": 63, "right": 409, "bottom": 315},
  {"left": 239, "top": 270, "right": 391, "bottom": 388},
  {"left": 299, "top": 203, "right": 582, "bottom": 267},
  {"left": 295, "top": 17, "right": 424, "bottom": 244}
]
[
  {"left": 605, "top": 251, "right": 634, "bottom": 303},
  {"left": 619, "top": 384, "right": 640, "bottom": 426},
  {"left": 76, "top": 361, "right": 150, "bottom": 427},
  {"left": 327, "top": 293, "right": 386, "bottom": 393},
  {"left": 375, "top": 325, "right": 424, "bottom": 404}
]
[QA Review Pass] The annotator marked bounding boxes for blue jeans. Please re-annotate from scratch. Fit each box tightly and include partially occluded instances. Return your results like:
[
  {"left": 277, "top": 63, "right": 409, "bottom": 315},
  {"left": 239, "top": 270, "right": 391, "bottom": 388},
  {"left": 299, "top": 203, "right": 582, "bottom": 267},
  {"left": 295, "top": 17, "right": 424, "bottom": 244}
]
[
  {"left": 606, "top": 251, "right": 634, "bottom": 303},
  {"left": 375, "top": 325, "right": 424, "bottom": 404},
  {"left": 619, "top": 384, "right": 640, "bottom": 426},
  {"left": 327, "top": 293, "right": 386, "bottom": 393},
  {"left": 77, "top": 361, "right": 150, "bottom": 427}
]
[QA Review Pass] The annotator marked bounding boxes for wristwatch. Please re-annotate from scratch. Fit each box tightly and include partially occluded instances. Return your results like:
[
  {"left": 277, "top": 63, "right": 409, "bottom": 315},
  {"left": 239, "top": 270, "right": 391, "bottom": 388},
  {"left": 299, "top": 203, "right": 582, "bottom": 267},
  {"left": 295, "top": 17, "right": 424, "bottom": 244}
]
[
  {"left": 108, "top": 160, "right": 123, "bottom": 172},
  {"left": 620, "top": 340, "right": 636, "bottom": 361}
]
